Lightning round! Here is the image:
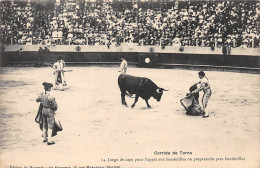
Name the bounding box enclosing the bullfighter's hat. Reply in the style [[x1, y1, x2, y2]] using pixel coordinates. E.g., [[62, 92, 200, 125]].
[[42, 82, 53, 88]]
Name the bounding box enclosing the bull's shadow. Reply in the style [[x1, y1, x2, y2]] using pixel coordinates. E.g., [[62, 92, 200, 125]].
[[118, 74, 168, 108], [138, 106, 158, 110]]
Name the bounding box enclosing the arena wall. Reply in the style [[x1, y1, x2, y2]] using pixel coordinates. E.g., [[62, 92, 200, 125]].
[[2, 45, 260, 56], [1, 45, 260, 73]]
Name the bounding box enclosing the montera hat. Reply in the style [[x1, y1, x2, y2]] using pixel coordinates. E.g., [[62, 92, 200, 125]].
[[42, 82, 53, 88]]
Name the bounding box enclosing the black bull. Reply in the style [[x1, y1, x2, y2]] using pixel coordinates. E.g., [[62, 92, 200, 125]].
[[118, 74, 168, 108]]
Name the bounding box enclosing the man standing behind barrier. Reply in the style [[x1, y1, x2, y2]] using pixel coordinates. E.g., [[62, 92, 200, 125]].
[[119, 57, 127, 74], [53, 57, 66, 90]]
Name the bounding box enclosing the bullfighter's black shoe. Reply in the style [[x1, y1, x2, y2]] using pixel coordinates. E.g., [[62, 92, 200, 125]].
[[202, 115, 209, 118], [47, 141, 55, 145]]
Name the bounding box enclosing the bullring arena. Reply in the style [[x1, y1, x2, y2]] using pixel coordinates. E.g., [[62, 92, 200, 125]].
[[0, 0, 260, 168]]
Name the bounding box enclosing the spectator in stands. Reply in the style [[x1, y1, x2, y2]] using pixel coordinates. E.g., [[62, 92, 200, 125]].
[[44, 47, 50, 53], [38, 47, 44, 53]]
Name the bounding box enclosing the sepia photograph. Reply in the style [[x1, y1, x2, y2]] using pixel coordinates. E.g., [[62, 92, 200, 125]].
[[0, 0, 259, 168]]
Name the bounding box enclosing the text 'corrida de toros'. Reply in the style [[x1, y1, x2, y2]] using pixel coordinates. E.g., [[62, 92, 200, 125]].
[[154, 151, 192, 155]]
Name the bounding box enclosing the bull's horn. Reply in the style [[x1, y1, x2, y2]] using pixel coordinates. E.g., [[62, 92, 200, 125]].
[[161, 88, 169, 91], [156, 88, 162, 93]]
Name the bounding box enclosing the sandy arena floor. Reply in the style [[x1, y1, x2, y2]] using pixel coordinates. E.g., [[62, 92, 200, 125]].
[[0, 66, 259, 168]]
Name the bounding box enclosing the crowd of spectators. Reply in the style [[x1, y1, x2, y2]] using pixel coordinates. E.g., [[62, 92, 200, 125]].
[[0, 0, 259, 48], [0, 1, 34, 45]]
